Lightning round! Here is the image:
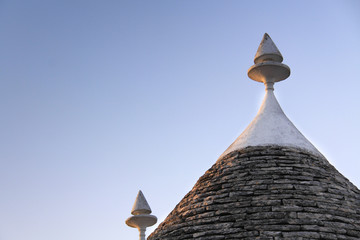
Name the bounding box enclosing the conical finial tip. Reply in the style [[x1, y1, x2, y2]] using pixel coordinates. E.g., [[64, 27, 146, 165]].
[[248, 33, 290, 84], [131, 190, 152, 215], [254, 33, 283, 64]]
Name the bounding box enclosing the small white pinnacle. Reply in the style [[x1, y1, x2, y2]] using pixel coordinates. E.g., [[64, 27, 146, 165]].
[[126, 190, 157, 240], [254, 33, 283, 64], [131, 190, 152, 215], [219, 33, 322, 159]]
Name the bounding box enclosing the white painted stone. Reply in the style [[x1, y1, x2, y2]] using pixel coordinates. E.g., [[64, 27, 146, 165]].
[[219, 33, 323, 159], [126, 190, 157, 240], [131, 190, 152, 215], [249, 33, 290, 84], [219, 89, 323, 159], [254, 33, 283, 63], [126, 215, 157, 240]]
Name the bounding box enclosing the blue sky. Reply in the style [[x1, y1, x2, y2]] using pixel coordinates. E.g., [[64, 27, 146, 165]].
[[0, 1, 359, 239]]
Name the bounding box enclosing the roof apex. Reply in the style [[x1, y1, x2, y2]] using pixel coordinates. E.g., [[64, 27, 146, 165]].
[[219, 90, 323, 159]]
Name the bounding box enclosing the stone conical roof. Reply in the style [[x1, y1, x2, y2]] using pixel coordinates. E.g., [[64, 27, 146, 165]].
[[148, 34, 360, 240]]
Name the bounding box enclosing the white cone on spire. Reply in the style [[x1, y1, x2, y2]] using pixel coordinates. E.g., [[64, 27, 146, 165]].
[[219, 33, 322, 159], [131, 190, 152, 215], [254, 33, 283, 63], [248, 34, 290, 88], [126, 190, 157, 240]]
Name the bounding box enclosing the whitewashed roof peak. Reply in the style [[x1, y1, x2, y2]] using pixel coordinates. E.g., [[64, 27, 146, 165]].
[[219, 33, 322, 159]]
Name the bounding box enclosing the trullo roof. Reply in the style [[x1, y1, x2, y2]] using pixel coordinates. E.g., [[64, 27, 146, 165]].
[[148, 34, 360, 240]]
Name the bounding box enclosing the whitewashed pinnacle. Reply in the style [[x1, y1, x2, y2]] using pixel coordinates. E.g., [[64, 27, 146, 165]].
[[219, 33, 322, 159], [126, 190, 157, 240]]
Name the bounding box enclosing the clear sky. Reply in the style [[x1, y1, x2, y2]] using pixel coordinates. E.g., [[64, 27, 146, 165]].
[[0, 1, 359, 240]]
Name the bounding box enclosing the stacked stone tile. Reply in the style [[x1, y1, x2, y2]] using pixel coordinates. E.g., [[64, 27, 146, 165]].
[[147, 34, 360, 239], [148, 146, 360, 239]]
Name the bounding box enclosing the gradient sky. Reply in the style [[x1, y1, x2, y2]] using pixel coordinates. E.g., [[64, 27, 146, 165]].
[[0, 1, 359, 240]]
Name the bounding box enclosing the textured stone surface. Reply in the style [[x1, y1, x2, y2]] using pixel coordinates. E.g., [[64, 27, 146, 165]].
[[148, 146, 360, 239]]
